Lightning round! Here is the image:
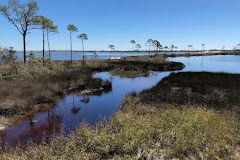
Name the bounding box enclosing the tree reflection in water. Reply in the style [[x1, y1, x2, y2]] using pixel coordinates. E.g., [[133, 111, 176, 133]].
[[71, 94, 81, 115], [80, 96, 90, 104]]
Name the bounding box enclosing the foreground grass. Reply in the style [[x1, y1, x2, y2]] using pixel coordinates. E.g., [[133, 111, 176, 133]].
[[1, 96, 239, 159]]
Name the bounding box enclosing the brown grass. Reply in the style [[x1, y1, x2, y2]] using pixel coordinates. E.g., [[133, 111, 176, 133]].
[[139, 72, 240, 115], [0, 96, 239, 159]]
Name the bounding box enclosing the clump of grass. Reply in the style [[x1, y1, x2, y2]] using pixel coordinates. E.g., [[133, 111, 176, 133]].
[[109, 68, 149, 78], [1, 96, 239, 159]]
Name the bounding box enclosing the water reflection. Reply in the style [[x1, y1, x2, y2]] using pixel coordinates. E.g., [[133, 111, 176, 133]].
[[80, 96, 90, 104], [2, 55, 238, 148], [0, 107, 63, 147], [71, 94, 82, 115], [0, 71, 170, 147]]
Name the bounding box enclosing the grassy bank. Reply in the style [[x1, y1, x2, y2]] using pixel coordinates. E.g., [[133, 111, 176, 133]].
[[0, 96, 239, 159], [0, 54, 184, 130], [0, 54, 184, 115], [0, 68, 111, 116], [88, 54, 184, 78], [139, 72, 240, 115], [0, 58, 239, 159]]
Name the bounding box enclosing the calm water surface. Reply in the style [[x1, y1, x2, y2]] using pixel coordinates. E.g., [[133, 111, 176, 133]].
[[0, 55, 239, 147], [0, 71, 171, 147], [17, 51, 194, 60], [168, 55, 240, 73]]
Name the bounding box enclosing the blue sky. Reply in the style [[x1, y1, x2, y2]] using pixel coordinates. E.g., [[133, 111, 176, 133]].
[[0, 0, 240, 51]]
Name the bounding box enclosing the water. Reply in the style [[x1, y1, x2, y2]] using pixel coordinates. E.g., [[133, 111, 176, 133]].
[[0, 71, 171, 147], [17, 51, 196, 60], [1, 55, 239, 147], [168, 55, 240, 74]]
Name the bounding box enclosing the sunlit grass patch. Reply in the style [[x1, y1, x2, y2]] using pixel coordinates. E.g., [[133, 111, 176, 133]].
[[1, 96, 239, 159]]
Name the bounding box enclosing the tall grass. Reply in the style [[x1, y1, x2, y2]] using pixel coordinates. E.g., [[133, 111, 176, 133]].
[[1, 96, 239, 159]]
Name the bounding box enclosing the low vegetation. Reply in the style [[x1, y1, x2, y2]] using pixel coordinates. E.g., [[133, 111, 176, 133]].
[[0, 48, 239, 159], [109, 68, 149, 78], [0, 48, 184, 130], [88, 54, 184, 78], [0, 68, 111, 116], [139, 72, 240, 115], [0, 96, 239, 159]]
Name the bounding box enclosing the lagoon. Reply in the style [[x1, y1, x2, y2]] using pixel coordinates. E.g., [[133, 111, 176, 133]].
[[1, 55, 239, 147]]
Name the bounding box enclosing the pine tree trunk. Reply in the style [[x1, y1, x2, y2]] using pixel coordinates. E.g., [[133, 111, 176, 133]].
[[70, 31, 72, 63], [43, 29, 45, 64], [23, 34, 26, 63], [82, 40, 85, 65], [47, 31, 51, 60]]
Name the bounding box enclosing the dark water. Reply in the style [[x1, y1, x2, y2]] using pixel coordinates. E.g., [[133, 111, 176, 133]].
[[0, 55, 239, 147], [0, 71, 171, 147], [17, 51, 195, 61]]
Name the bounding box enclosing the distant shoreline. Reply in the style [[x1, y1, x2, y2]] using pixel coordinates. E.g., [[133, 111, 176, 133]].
[[16, 50, 237, 53]]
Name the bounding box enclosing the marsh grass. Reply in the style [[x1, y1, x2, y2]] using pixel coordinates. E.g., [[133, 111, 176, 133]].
[[0, 54, 183, 120], [83, 54, 184, 78], [2, 55, 238, 159], [0, 67, 111, 116], [139, 72, 240, 115], [0, 96, 239, 159], [109, 68, 150, 78]]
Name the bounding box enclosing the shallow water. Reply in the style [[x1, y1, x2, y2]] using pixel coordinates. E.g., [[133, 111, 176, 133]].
[[0, 55, 239, 147]]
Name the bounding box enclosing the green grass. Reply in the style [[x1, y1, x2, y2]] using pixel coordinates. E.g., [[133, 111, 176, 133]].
[[1, 96, 239, 159]]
